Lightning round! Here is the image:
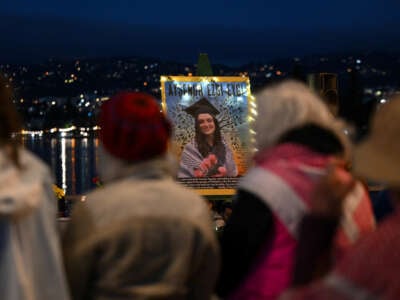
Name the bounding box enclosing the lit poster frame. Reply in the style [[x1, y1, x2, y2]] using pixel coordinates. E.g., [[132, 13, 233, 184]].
[[161, 76, 255, 196]]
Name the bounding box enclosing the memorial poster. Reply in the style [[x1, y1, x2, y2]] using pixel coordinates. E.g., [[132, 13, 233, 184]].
[[161, 76, 254, 195]]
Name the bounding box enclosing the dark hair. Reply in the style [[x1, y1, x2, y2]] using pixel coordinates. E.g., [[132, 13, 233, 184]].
[[0, 74, 22, 168], [278, 123, 344, 156], [195, 113, 226, 164]]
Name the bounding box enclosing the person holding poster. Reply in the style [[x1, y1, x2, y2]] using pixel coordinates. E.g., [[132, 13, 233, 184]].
[[178, 97, 238, 178]]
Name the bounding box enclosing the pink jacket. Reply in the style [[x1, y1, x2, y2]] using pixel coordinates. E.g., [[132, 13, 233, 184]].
[[229, 143, 375, 300], [282, 207, 400, 300]]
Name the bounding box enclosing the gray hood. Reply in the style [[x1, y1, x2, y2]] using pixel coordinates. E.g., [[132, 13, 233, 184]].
[[97, 143, 177, 184], [0, 148, 51, 219]]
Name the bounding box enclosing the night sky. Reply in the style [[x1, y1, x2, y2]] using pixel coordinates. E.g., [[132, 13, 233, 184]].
[[1, 0, 400, 65]]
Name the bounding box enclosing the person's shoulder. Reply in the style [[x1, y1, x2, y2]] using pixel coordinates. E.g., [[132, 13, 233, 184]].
[[181, 139, 199, 156], [183, 139, 196, 149], [158, 178, 203, 199], [153, 179, 210, 215], [20, 148, 48, 169], [18, 148, 53, 180]]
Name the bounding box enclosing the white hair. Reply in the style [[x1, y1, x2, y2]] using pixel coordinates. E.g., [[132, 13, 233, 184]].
[[254, 80, 350, 158]]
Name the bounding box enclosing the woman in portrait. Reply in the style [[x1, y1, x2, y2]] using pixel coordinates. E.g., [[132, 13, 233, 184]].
[[178, 97, 238, 178]]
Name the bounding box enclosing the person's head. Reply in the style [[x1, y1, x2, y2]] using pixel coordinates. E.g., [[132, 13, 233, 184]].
[[278, 123, 345, 158], [185, 97, 225, 159], [254, 80, 350, 160], [222, 201, 233, 221], [196, 112, 216, 137], [195, 112, 222, 142], [185, 97, 221, 141], [98, 91, 171, 169], [353, 95, 400, 193], [205, 199, 215, 211], [0, 74, 22, 167]]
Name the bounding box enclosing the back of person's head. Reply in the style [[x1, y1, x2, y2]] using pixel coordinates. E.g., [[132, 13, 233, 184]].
[[278, 124, 345, 156], [254, 80, 350, 159], [353, 95, 400, 188], [0, 74, 22, 167], [99, 91, 171, 162]]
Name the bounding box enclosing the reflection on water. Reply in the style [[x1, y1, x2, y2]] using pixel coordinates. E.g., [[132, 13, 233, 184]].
[[22, 135, 99, 195]]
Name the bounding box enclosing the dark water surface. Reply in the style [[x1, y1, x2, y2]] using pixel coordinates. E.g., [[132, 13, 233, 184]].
[[22, 135, 99, 196]]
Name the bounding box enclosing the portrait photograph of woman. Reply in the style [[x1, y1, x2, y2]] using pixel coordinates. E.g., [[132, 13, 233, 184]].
[[161, 76, 252, 194], [178, 97, 238, 178]]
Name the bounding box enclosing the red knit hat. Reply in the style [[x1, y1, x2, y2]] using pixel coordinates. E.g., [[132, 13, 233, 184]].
[[99, 92, 171, 162]]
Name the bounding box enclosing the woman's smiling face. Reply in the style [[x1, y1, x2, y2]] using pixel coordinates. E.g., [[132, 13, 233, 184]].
[[197, 113, 215, 136]]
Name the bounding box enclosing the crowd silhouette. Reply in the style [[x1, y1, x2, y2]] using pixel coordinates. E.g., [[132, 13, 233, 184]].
[[1, 74, 400, 300]]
